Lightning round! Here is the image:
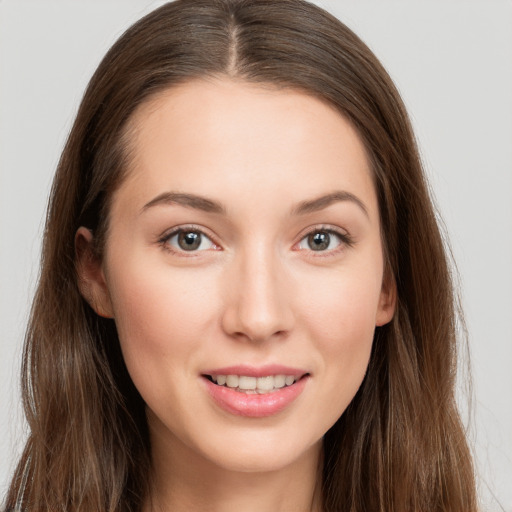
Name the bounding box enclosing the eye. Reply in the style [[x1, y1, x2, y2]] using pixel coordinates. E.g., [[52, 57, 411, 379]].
[[163, 229, 217, 252], [297, 229, 350, 252]]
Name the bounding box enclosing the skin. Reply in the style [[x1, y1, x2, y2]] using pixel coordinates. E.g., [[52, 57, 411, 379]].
[[77, 78, 396, 512]]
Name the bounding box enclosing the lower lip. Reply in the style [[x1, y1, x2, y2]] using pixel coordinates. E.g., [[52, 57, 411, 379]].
[[202, 376, 309, 418]]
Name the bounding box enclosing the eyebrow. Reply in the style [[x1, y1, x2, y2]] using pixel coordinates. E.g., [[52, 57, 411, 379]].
[[291, 191, 369, 218], [141, 192, 226, 214], [141, 190, 368, 218]]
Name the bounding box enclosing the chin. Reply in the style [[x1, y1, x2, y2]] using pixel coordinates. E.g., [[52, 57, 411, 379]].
[[196, 429, 323, 474]]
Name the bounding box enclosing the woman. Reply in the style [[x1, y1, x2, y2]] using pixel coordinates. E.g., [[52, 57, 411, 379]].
[[3, 0, 477, 510]]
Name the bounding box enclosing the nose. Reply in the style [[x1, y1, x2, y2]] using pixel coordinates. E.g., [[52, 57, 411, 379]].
[[221, 246, 295, 343]]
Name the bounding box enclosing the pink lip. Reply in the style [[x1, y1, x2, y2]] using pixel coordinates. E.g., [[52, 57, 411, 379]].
[[200, 365, 310, 418]]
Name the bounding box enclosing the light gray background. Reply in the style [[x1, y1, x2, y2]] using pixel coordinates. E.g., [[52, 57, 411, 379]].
[[1, 1, 511, 510]]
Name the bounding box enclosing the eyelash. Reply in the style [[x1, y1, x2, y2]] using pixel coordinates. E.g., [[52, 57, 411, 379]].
[[157, 224, 354, 256], [158, 224, 219, 255], [295, 225, 354, 255]]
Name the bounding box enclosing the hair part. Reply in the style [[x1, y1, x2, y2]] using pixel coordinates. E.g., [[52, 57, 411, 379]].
[[4, 1, 476, 511]]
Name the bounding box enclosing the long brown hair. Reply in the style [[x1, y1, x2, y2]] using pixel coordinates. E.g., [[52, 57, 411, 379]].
[[4, 1, 476, 510]]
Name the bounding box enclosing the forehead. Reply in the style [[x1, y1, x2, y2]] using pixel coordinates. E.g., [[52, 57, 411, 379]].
[[114, 78, 377, 220]]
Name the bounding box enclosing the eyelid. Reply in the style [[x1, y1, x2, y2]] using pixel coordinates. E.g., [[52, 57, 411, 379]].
[[158, 224, 221, 254], [156, 223, 354, 256], [293, 224, 354, 253]]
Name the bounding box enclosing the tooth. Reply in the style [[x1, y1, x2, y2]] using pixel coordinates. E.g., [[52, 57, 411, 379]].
[[226, 375, 239, 388], [274, 375, 286, 388], [238, 376, 257, 390], [256, 376, 274, 391], [213, 373, 298, 391]]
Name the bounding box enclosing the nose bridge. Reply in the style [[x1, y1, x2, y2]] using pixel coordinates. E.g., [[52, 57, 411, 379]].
[[222, 241, 293, 342]]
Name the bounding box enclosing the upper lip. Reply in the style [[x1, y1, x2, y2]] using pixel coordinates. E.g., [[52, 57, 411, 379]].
[[201, 364, 310, 379]]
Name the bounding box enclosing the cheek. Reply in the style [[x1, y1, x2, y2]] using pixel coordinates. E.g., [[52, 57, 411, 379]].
[[296, 264, 382, 422], [106, 258, 218, 389], [300, 265, 382, 350]]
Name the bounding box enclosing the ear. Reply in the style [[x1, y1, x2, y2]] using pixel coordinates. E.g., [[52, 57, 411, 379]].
[[75, 227, 114, 318], [375, 268, 397, 327]]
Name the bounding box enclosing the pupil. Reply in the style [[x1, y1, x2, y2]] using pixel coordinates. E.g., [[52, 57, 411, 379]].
[[178, 231, 201, 251], [308, 232, 330, 251]]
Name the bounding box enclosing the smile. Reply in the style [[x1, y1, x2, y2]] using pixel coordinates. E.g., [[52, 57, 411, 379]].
[[206, 374, 300, 394], [201, 366, 310, 417]]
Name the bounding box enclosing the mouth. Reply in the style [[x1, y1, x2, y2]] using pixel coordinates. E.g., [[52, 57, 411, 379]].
[[201, 368, 310, 417], [203, 373, 309, 394], [200, 364, 311, 417]]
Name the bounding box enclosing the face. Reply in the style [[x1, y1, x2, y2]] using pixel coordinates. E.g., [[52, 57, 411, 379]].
[[78, 78, 395, 474]]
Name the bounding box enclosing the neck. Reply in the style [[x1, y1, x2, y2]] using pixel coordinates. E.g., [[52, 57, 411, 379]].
[[145, 424, 323, 512]]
